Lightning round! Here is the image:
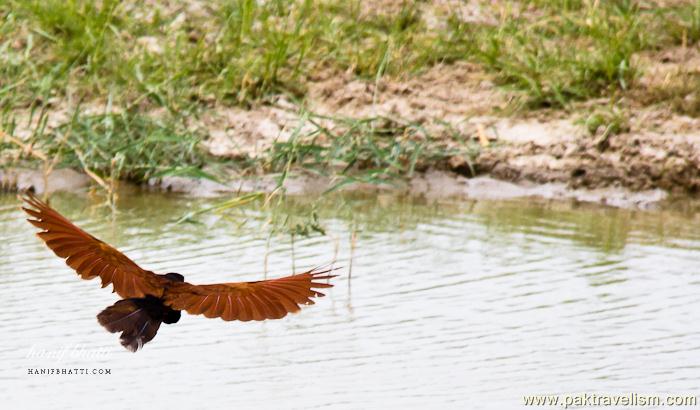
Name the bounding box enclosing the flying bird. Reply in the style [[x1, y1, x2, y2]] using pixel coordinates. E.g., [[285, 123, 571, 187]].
[[21, 192, 336, 352]]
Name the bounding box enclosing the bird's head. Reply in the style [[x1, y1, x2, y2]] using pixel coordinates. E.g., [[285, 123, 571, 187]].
[[162, 272, 185, 282]]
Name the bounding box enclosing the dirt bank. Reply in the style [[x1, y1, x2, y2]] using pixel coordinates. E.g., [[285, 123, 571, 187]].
[[465, 112, 700, 194], [198, 54, 700, 196], [4, 56, 697, 209]]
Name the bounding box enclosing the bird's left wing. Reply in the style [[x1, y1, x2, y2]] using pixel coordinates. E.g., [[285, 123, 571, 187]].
[[21, 192, 167, 299], [163, 267, 336, 321]]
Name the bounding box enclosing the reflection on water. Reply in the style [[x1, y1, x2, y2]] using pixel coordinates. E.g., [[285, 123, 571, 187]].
[[1, 191, 699, 409]]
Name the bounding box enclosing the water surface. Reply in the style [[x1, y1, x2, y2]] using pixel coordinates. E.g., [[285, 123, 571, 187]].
[[1, 191, 699, 409]]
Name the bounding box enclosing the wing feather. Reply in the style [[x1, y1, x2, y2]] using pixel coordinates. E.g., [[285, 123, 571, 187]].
[[21, 192, 166, 298], [222, 295, 236, 321], [163, 267, 337, 322]]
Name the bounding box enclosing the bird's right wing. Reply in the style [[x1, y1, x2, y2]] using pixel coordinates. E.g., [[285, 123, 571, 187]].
[[163, 267, 336, 321], [21, 192, 167, 299]]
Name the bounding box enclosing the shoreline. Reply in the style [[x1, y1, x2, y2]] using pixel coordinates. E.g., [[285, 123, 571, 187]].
[[0, 166, 672, 210]]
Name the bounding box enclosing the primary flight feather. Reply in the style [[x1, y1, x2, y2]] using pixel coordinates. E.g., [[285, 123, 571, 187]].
[[21, 192, 336, 352]]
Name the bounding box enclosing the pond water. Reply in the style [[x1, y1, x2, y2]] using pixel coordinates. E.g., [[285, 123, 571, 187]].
[[1, 190, 699, 409]]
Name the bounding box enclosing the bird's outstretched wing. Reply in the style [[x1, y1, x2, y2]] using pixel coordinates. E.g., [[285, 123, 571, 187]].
[[21, 192, 167, 299], [163, 267, 337, 321]]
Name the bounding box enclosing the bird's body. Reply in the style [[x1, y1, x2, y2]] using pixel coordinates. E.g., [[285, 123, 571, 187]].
[[21, 193, 336, 352], [97, 273, 185, 351], [98, 295, 180, 351]]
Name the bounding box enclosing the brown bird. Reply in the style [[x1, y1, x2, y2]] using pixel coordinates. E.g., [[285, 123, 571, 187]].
[[21, 192, 336, 352]]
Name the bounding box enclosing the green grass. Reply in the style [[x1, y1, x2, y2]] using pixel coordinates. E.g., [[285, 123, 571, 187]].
[[264, 112, 481, 191], [580, 105, 630, 137], [0, 0, 446, 111], [57, 111, 209, 182], [445, 1, 700, 109], [6, 107, 210, 183], [3, 0, 700, 112]]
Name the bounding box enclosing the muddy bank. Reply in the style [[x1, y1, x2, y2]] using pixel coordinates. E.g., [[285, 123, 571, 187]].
[[0, 168, 90, 194], [462, 113, 700, 194], [197, 100, 700, 199], [197, 48, 700, 195], [457, 45, 700, 192]]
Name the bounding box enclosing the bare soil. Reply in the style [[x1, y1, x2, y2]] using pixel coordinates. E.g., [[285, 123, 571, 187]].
[[200, 43, 700, 195]]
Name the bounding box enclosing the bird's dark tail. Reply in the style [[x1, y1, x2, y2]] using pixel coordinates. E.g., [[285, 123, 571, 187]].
[[97, 298, 164, 352]]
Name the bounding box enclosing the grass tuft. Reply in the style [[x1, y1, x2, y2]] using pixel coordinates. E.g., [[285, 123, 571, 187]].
[[265, 112, 479, 191], [39, 110, 209, 182]]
